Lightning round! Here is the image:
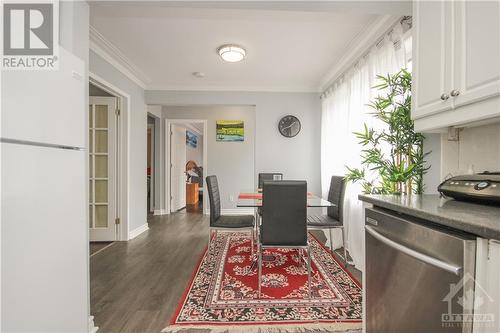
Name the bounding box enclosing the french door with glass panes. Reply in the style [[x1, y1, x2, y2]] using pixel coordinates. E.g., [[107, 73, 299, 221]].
[[89, 96, 117, 241]]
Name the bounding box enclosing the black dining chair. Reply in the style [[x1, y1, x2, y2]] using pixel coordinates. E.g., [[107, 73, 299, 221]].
[[258, 173, 283, 189], [307, 175, 348, 266], [257, 173, 283, 220], [206, 175, 255, 254], [258, 180, 311, 298]]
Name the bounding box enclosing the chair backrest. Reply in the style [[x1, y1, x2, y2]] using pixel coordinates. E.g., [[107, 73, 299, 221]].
[[258, 173, 283, 189], [261, 180, 307, 247], [327, 176, 346, 223], [205, 175, 221, 225]]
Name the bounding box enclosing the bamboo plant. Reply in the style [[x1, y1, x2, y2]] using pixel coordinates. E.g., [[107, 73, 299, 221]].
[[345, 69, 430, 195]]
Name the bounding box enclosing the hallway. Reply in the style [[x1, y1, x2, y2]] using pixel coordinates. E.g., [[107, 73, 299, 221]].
[[90, 211, 207, 332]]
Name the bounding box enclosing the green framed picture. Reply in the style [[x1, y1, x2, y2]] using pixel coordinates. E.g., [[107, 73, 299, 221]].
[[216, 120, 244, 142]]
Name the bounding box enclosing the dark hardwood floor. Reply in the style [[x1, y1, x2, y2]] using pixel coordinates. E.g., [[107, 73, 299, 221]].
[[90, 242, 115, 256], [90, 210, 361, 333]]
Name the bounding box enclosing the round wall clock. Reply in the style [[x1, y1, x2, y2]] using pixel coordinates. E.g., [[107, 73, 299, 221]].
[[278, 115, 301, 138]]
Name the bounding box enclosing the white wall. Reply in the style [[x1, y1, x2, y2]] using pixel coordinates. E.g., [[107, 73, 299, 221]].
[[147, 91, 322, 196], [186, 130, 203, 167], [164, 105, 256, 210], [441, 123, 500, 178], [90, 50, 147, 233], [423, 134, 442, 194]]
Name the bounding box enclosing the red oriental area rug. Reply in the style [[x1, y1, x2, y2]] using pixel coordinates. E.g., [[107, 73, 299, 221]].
[[163, 232, 362, 333]]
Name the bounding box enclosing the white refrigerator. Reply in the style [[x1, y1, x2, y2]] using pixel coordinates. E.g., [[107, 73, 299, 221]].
[[1, 47, 89, 332]]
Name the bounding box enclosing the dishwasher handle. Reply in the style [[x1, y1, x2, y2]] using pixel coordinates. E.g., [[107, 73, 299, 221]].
[[365, 225, 463, 276]]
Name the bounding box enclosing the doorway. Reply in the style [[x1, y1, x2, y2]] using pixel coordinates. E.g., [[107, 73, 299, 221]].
[[88, 75, 130, 333], [89, 74, 130, 242], [147, 115, 156, 215], [167, 120, 207, 215], [89, 84, 119, 241]]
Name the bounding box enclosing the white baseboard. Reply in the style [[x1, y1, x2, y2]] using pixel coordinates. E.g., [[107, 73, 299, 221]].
[[128, 223, 149, 240], [89, 316, 98, 333], [153, 209, 167, 215], [221, 208, 255, 215]]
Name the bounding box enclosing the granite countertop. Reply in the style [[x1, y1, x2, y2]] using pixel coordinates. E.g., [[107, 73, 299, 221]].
[[358, 194, 500, 240]]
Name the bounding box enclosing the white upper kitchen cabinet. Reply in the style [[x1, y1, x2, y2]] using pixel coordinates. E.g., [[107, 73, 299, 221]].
[[412, 0, 500, 132], [412, 0, 454, 119], [453, 1, 500, 109]]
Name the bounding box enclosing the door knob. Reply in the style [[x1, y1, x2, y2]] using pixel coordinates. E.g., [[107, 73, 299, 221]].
[[440, 93, 450, 101], [450, 89, 460, 97]]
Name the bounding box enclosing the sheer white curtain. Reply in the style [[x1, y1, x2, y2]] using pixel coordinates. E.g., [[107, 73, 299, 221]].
[[321, 23, 411, 270]]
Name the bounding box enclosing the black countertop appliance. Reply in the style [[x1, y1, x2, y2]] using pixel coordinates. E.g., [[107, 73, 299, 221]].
[[438, 172, 500, 205]]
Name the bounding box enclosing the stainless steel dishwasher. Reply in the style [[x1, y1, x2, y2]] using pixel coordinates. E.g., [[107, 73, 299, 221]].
[[365, 207, 476, 333]]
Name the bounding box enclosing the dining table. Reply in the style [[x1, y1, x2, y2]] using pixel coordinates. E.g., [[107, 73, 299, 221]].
[[236, 190, 335, 208]]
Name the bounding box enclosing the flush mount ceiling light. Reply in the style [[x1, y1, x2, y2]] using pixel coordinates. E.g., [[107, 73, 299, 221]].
[[218, 44, 246, 62]]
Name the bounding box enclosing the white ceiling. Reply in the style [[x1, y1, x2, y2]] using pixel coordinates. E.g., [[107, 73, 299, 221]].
[[90, 4, 396, 92]]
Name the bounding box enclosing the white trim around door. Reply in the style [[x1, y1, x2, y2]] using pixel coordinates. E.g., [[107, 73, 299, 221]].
[[89, 72, 130, 241], [165, 119, 208, 215]]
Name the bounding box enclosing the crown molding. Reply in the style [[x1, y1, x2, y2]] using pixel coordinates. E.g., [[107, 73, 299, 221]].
[[90, 17, 396, 95], [89, 25, 149, 89], [146, 84, 320, 93], [318, 15, 400, 92]]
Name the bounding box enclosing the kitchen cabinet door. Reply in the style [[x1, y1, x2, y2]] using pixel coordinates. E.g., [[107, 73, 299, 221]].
[[473, 239, 500, 333], [452, 1, 500, 109], [412, 0, 454, 119]]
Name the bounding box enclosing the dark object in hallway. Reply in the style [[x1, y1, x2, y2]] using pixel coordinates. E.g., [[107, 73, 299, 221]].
[[186, 201, 203, 213]]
